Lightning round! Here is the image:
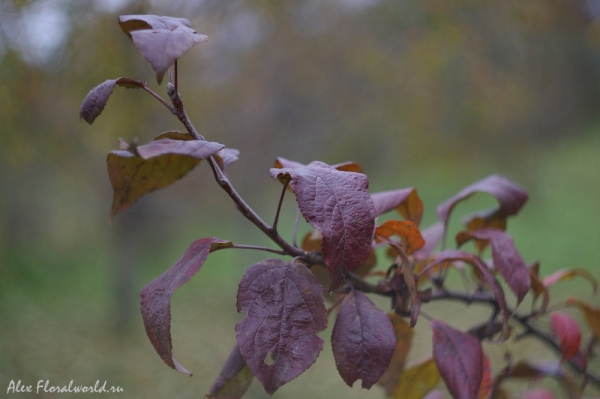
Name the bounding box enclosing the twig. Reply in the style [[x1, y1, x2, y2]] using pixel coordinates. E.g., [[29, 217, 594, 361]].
[[272, 180, 289, 233], [226, 244, 288, 256]]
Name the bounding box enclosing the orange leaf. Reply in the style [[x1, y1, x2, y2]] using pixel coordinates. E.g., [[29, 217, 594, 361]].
[[376, 220, 425, 255], [477, 354, 492, 399]]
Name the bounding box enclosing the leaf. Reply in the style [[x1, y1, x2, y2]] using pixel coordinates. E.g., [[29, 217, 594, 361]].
[[543, 268, 598, 293], [423, 391, 446, 399], [274, 157, 364, 173], [107, 140, 223, 220], [118, 15, 208, 84], [214, 148, 240, 170], [529, 262, 549, 315], [375, 220, 425, 255], [550, 312, 581, 360], [235, 259, 327, 394], [457, 228, 530, 304], [378, 314, 414, 396], [371, 188, 424, 226], [522, 389, 556, 399], [436, 175, 528, 240], [136, 138, 224, 160], [427, 250, 510, 340], [140, 237, 232, 375], [331, 290, 396, 389], [79, 77, 145, 124], [207, 344, 253, 399], [270, 162, 377, 290], [391, 357, 441, 399], [153, 131, 192, 141], [431, 320, 484, 399], [477, 354, 492, 399], [461, 208, 507, 253], [566, 298, 600, 339], [414, 222, 444, 261]]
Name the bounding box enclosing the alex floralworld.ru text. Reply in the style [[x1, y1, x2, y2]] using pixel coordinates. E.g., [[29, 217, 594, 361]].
[[7, 379, 124, 394]]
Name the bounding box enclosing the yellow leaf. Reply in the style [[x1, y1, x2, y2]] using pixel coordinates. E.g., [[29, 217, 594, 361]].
[[392, 357, 440, 399]]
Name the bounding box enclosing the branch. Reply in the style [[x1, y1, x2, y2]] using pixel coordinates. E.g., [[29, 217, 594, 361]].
[[166, 85, 303, 258], [428, 289, 600, 388]]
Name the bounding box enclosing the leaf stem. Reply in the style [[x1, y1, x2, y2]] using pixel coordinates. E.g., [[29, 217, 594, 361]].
[[272, 180, 289, 233], [226, 244, 288, 256], [141, 84, 176, 113], [292, 206, 301, 247]]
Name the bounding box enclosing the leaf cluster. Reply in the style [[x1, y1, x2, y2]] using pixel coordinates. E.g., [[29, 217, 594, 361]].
[[80, 15, 600, 399]]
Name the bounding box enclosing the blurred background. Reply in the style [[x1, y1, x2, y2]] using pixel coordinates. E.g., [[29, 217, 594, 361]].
[[1, 0, 600, 397]]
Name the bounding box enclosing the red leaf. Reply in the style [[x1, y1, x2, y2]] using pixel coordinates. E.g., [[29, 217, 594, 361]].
[[140, 237, 232, 375], [331, 290, 395, 389], [458, 228, 530, 304], [270, 162, 377, 290], [235, 259, 327, 394], [118, 15, 208, 84], [431, 320, 483, 399], [477, 354, 492, 399], [207, 344, 253, 399], [371, 187, 423, 226], [427, 250, 510, 340], [79, 77, 145, 124], [550, 312, 581, 360], [436, 175, 528, 239]]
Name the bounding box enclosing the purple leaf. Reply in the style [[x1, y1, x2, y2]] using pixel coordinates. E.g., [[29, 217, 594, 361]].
[[436, 175, 528, 239], [428, 250, 510, 340], [135, 138, 224, 160], [370, 187, 423, 226], [79, 77, 145, 124], [431, 320, 483, 399], [331, 290, 395, 389], [235, 259, 327, 394], [414, 222, 444, 260], [118, 15, 208, 84], [207, 344, 253, 399], [140, 237, 232, 375], [459, 228, 531, 304], [270, 161, 377, 290]]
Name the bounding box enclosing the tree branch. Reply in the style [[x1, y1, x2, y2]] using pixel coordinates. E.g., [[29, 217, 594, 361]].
[[166, 85, 303, 258]]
